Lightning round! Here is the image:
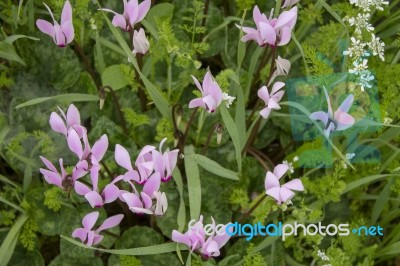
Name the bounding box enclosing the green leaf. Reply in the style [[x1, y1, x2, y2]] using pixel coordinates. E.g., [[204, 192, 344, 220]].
[[193, 154, 239, 181], [244, 47, 263, 103], [15, 93, 99, 109], [218, 254, 240, 266], [4, 34, 39, 44], [203, 16, 241, 42], [9, 250, 44, 266], [371, 179, 392, 224], [0, 195, 25, 213], [342, 174, 398, 194], [23, 165, 32, 193], [0, 214, 28, 266], [60, 236, 187, 255], [220, 105, 242, 171], [101, 64, 130, 91], [184, 146, 201, 219], [173, 168, 186, 231], [230, 73, 246, 151], [0, 42, 26, 65], [145, 3, 175, 29]]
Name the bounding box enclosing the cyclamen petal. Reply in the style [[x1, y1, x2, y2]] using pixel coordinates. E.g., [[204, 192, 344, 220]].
[[49, 112, 67, 135], [91, 135, 108, 161], [85, 191, 104, 208], [82, 211, 99, 230], [96, 214, 124, 232], [115, 144, 134, 170]]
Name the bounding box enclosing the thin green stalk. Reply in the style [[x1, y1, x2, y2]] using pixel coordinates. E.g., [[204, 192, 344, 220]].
[[195, 109, 206, 145], [274, 0, 282, 17], [167, 57, 172, 101]]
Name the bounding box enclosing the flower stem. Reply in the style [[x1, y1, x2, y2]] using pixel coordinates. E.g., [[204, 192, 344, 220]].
[[238, 194, 268, 223], [102, 86, 129, 135], [180, 107, 199, 150], [72, 40, 101, 91], [201, 122, 222, 155], [242, 116, 262, 155]]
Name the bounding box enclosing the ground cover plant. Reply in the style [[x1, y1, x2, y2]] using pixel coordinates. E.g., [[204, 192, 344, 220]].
[[1, 0, 400, 265]]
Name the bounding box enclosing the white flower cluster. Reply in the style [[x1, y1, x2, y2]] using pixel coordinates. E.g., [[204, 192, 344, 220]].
[[283, 156, 299, 174], [317, 249, 332, 266], [343, 0, 388, 91], [222, 92, 236, 108]]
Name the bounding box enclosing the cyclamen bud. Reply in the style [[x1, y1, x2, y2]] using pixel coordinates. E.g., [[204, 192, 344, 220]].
[[216, 124, 223, 145], [132, 28, 149, 55], [99, 88, 106, 110]]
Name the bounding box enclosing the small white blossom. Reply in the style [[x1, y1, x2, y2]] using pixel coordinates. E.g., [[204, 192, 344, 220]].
[[358, 71, 375, 91], [371, 0, 389, 10], [346, 153, 356, 160], [349, 58, 369, 73], [349, 0, 372, 12], [222, 93, 236, 108], [317, 250, 330, 261], [348, 13, 374, 35], [368, 33, 385, 61], [383, 112, 393, 124], [283, 160, 294, 173], [343, 37, 366, 58]]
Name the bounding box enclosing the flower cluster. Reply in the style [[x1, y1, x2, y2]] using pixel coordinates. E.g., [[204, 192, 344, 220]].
[[343, 0, 388, 91], [113, 138, 178, 215], [172, 216, 232, 258], [37, 0, 151, 55], [39, 104, 177, 246]]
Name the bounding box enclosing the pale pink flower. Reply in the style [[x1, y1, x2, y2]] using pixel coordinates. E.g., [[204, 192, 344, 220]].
[[36, 0, 74, 47], [189, 71, 223, 113], [72, 211, 123, 246]]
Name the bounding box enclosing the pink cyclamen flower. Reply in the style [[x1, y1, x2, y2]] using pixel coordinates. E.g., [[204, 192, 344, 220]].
[[265, 164, 304, 204], [49, 104, 86, 138], [121, 173, 168, 215], [310, 87, 355, 137], [36, 0, 74, 47], [132, 28, 149, 54], [115, 144, 155, 184], [72, 211, 123, 246], [238, 5, 297, 47], [152, 138, 179, 182], [282, 0, 300, 8], [74, 178, 120, 208], [258, 81, 285, 119], [100, 0, 151, 32], [189, 71, 223, 113], [39, 156, 88, 191], [172, 216, 232, 258]]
